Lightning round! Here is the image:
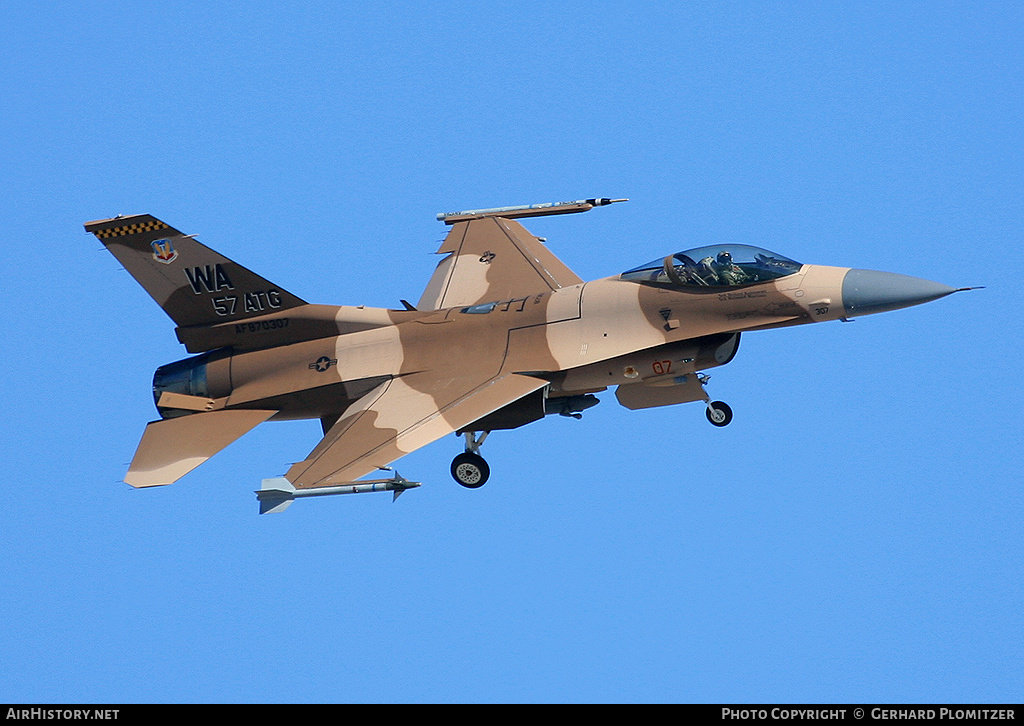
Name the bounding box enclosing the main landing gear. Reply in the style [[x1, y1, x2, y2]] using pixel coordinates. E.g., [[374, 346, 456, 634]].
[[451, 431, 490, 488]]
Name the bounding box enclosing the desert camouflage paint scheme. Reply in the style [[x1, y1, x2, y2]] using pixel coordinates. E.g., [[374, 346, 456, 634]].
[[87, 199, 968, 512]]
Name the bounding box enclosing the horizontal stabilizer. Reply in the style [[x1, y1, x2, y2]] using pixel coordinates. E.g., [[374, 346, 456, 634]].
[[125, 409, 276, 488]]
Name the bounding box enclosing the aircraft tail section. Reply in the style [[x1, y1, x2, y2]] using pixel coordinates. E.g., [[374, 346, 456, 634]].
[[124, 409, 276, 488], [86, 214, 307, 328]]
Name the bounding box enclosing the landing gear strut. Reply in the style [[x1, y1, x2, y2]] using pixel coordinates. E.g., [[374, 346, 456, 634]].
[[697, 374, 733, 427], [451, 431, 490, 488]]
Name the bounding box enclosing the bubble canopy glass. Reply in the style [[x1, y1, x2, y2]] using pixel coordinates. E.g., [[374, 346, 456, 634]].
[[620, 244, 803, 289]]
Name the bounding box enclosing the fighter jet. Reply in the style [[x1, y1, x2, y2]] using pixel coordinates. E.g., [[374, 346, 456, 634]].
[[87, 199, 974, 513]]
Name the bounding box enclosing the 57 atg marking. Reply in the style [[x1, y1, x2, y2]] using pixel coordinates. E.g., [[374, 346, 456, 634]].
[[212, 290, 285, 316]]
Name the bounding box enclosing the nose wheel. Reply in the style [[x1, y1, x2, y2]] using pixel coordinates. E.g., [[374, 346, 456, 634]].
[[705, 400, 733, 427], [452, 431, 491, 488], [694, 373, 733, 427]]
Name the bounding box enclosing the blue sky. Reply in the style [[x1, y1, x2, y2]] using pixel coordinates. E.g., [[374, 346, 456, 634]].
[[1, 1, 1021, 703]]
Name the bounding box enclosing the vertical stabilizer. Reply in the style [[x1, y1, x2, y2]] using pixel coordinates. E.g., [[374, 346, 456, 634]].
[[86, 214, 306, 327]]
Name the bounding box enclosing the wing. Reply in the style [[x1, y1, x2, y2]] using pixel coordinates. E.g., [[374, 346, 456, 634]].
[[285, 371, 548, 488], [416, 216, 584, 311]]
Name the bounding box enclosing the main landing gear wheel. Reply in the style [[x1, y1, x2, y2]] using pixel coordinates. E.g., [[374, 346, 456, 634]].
[[451, 452, 490, 488], [706, 400, 733, 427]]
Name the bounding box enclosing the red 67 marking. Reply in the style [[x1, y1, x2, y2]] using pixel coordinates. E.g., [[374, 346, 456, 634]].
[[652, 360, 672, 375]]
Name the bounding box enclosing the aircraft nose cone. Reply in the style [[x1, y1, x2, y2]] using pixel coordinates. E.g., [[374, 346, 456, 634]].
[[842, 269, 957, 317]]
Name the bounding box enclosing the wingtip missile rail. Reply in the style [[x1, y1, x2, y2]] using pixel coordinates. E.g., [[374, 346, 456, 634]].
[[436, 197, 628, 224], [256, 474, 422, 514]]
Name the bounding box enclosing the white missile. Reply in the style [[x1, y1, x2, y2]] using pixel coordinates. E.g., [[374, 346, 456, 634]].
[[437, 197, 627, 224], [256, 474, 421, 514]]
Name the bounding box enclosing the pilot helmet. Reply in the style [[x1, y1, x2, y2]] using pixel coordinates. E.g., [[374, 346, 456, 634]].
[[716, 250, 733, 265]]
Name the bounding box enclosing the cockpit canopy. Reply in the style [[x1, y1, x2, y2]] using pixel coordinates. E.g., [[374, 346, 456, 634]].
[[620, 244, 803, 289]]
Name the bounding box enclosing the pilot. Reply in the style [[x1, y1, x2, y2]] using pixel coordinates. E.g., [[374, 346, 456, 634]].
[[712, 250, 747, 285]]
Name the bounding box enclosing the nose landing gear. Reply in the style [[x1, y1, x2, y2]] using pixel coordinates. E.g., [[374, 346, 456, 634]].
[[451, 431, 490, 488], [695, 374, 733, 427], [705, 400, 733, 427]]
